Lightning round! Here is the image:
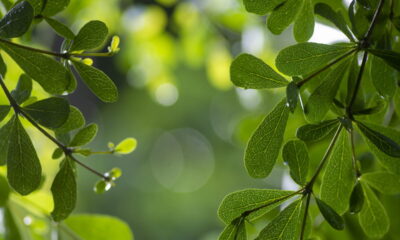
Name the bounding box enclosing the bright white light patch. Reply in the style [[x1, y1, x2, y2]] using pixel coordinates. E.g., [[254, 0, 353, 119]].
[[155, 83, 179, 106], [310, 23, 349, 44]]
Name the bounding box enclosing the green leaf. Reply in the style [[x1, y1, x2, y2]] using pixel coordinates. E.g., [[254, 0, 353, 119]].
[[4, 206, 21, 240], [70, 20, 108, 52], [256, 199, 303, 240], [44, 17, 75, 39], [0, 53, 7, 77], [219, 222, 238, 240], [73, 60, 118, 103], [115, 138, 137, 154], [359, 182, 390, 238], [7, 115, 42, 195], [41, 0, 70, 16], [0, 175, 10, 206], [267, 0, 302, 35], [218, 189, 294, 224], [69, 123, 98, 147], [0, 117, 13, 165], [320, 129, 355, 214], [275, 43, 354, 76], [230, 54, 288, 89], [286, 81, 298, 113], [243, 0, 285, 15], [293, 0, 314, 42], [94, 180, 110, 194], [368, 49, 400, 72], [54, 106, 85, 134], [245, 98, 289, 178], [369, 55, 397, 98], [282, 140, 309, 185], [296, 119, 340, 142], [0, 1, 33, 38], [361, 171, 400, 195], [314, 3, 355, 41], [64, 214, 134, 240], [0, 42, 71, 95], [315, 197, 344, 230], [357, 122, 400, 158], [23, 97, 70, 129], [305, 59, 350, 122], [52, 148, 63, 159], [349, 182, 364, 214], [10, 74, 32, 104], [51, 158, 76, 221], [25, 0, 42, 15], [0, 105, 10, 122]]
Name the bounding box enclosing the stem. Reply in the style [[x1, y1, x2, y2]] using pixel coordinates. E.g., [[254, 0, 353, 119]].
[[0, 75, 110, 181], [347, 51, 369, 115], [307, 125, 343, 187], [70, 52, 115, 58], [297, 49, 357, 88], [0, 38, 67, 58], [363, 0, 386, 42], [350, 129, 361, 178], [300, 193, 312, 240]]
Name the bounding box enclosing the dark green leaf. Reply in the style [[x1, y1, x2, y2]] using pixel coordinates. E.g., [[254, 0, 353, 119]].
[[0, 42, 71, 95], [0, 175, 10, 206], [359, 182, 390, 238], [230, 54, 288, 89], [393, 16, 400, 32], [296, 119, 340, 142], [69, 123, 98, 147], [286, 81, 298, 113], [315, 197, 344, 230], [4, 206, 21, 240], [357, 122, 400, 158], [64, 214, 134, 240], [1, 0, 13, 10], [368, 49, 400, 72], [0, 1, 33, 38], [369, 55, 397, 98], [23, 97, 70, 129], [25, 0, 42, 15], [282, 140, 309, 185], [305, 59, 350, 122], [0, 117, 13, 165], [54, 106, 85, 134], [51, 158, 76, 221], [70, 20, 108, 52], [73, 60, 118, 103], [52, 148, 63, 159], [41, 0, 70, 16], [0, 53, 7, 77], [361, 171, 400, 195], [349, 182, 364, 214], [293, 0, 314, 42], [10, 74, 32, 104], [0, 105, 10, 122], [275, 43, 354, 76], [7, 115, 42, 195], [314, 3, 355, 41], [320, 129, 355, 214], [218, 189, 294, 224], [44, 17, 75, 39], [256, 199, 303, 240], [243, 0, 285, 15], [267, 0, 302, 35], [245, 99, 289, 178]]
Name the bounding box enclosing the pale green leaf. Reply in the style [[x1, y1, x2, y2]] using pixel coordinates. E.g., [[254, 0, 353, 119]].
[[7, 115, 42, 195], [69, 123, 98, 147], [0, 1, 33, 38], [296, 119, 340, 142], [230, 54, 288, 89], [64, 214, 134, 240], [70, 21, 108, 52], [73, 60, 118, 103], [359, 183, 390, 238], [51, 158, 76, 222], [275, 42, 354, 76], [282, 140, 309, 185], [267, 0, 302, 35], [219, 222, 238, 240], [243, 0, 285, 15], [115, 138, 137, 154], [245, 98, 289, 178], [218, 188, 294, 224], [361, 171, 400, 195], [320, 129, 355, 214], [293, 0, 314, 42]]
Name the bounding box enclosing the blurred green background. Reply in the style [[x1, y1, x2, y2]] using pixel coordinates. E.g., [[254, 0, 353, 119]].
[[14, 0, 397, 239]]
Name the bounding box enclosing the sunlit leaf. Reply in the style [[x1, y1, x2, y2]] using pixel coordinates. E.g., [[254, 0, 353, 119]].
[[115, 138, 137, 154], [293, 0, 314, 42], [267, 0, 302, 35], [69, 123, 98, 147], [245, 98, 289, 178], [282, 140, 309, 185], [361, 171, 400, 195]]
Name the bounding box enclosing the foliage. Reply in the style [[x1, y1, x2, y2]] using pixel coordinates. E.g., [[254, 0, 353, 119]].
[[219, 0, 400, 239], [0, 0, 134, 239]]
